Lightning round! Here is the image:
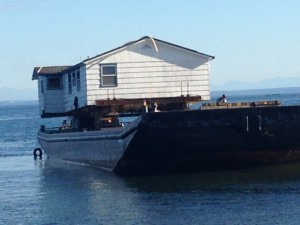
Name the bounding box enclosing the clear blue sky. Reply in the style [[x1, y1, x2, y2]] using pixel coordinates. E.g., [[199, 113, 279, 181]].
[[1, 0, 300, 90]]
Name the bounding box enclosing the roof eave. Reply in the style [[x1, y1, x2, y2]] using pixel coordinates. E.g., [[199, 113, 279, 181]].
[[151, 37, 215, 60], [32, 65, 72, 80], [83, 36, 215, 64]]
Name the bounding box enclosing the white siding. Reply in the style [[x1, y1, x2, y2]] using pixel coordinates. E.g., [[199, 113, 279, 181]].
[[37, 76, 65, 114], [43, 90, 65, 113], [63, 66, 87, 112], [38, 38, 213, 113], [37, 77, 45, 115], [85, 39, 211, 105], [43, 88, 65, 114]]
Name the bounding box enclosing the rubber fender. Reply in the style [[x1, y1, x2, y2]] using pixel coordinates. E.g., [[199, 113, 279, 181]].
[[33, 148, 43, 158]]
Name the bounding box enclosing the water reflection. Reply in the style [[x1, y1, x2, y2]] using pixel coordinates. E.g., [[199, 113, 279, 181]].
[[121, 162, 300, 193], [39, 159, 138, 224], [36, 159, 300, 224]]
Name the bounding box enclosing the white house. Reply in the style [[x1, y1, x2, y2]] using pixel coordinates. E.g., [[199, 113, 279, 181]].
[[32, 36, 214, 117]]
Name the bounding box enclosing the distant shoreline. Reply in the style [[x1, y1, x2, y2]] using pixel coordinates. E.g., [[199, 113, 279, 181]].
[[0, 100, 38, 106], [211, 86, 300, 97], [0, 87, 299, 105]]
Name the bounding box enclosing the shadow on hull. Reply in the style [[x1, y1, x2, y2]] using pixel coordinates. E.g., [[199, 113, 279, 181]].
[[115, 106, 300, 175]]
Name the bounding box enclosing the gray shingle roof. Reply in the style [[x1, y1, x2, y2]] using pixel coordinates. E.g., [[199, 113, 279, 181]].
[[32, 36, 215, 80], [83, 36, 215, 63], [32, 66, 70, 80]]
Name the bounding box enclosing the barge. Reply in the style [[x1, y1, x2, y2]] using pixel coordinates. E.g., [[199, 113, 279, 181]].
[[32, 36, 300, 175], [37, 101, 300, 175]]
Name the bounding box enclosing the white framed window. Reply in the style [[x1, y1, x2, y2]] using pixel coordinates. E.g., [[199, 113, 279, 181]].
[[72, 72, 76, 86], [76, 70, 81, 91], [41, 80, 44, 93], [47, 77, 62, 89], [99, 64, 117, 87], [68, 73, 72, 94]]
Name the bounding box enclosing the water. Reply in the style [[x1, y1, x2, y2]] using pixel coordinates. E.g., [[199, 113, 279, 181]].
[[1, 90, 300, 225]]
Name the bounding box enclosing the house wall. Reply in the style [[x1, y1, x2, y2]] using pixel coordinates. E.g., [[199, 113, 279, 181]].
[[37, 77, 45, 114], [38, 76, 65, 115], [84, 39, 211, 106], [63, 66, 87, 112], [37, 66, 88, 115]]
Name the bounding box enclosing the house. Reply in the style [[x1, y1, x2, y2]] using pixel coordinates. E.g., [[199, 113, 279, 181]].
[[32, 36, 214, 118]]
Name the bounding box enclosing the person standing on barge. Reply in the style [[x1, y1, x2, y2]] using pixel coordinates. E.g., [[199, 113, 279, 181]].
[[216, 94, 227, 104]]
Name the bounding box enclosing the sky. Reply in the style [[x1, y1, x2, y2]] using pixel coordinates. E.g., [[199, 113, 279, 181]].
[[1, 0, 300, 90]]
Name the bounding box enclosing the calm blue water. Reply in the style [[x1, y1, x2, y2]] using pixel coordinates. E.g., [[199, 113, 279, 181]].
[[1, 91, 300, 225]]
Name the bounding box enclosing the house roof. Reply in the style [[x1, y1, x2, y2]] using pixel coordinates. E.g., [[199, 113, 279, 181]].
[[32, 36, 215, 80], [32, 66, 71, 80], [83, 36, 215, 63]]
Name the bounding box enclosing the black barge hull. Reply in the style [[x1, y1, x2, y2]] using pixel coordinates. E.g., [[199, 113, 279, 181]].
[[115, 106, 300, 175]]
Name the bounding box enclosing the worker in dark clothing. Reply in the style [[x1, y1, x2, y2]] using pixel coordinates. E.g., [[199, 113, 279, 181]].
[[216, 94, 227, 104]]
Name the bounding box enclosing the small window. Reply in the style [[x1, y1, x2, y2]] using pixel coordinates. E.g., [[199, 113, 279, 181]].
[[72, 72, 76, 86], [68, 73, 72, 94], [76, 71, 81, 91], [47, 77, 62, 89], [41, 80, 44, 93], [99, 64, 117, 87]]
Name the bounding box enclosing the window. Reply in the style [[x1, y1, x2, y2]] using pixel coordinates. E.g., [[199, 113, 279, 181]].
[[68, 73, 72, 94], [99, 64, 117, 87], [47, 77, 62, 89], [41, 80, 44, 93], [72, 72, 76, 86], [76, 70, 81, 91]]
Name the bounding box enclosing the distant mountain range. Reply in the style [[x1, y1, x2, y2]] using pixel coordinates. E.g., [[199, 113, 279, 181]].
[[211, 76, 300, 91], [0, 87, 37, 102], [1, 76, 300, 102], [211, 87, 300, 99]]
